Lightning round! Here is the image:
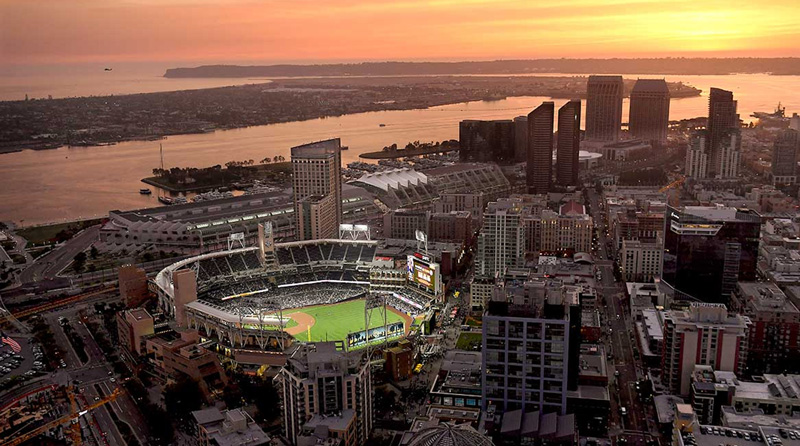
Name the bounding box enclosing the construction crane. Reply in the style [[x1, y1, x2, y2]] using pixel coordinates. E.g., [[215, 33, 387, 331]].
[[2, 387, 122, 446], [659, 176, 686, 207]]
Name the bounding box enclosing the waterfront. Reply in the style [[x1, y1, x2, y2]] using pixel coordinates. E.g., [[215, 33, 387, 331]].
[[1, 73, 799, 226]]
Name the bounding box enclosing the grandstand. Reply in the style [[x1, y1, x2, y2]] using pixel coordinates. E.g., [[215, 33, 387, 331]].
[[154, 237, 433, 365]]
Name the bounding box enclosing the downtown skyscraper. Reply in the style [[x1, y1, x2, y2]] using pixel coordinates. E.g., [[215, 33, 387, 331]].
[[707, 88, 740, 177], [585, 75, 623, 142], [291, 138, 343, 240], [556, 100, 581, 187], [526, 102, 555, 194], [629, 79, 670, 146]]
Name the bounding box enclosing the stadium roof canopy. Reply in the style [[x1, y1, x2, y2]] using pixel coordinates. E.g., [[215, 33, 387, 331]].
[[352, 168, 428, 192]]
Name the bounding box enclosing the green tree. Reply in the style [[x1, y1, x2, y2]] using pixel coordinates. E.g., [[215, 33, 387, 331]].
[[164, 377, 204, 423], [90, 246, 99, 259]]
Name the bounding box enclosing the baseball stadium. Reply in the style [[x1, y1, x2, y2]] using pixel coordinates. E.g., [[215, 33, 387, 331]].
[[154, 225, 438, 365]]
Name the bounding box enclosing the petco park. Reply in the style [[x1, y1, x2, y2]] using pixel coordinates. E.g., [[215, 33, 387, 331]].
[[155, 224, 440, 365]]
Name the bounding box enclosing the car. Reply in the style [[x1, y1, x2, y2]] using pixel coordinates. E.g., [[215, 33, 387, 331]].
[[109, 378, 116, 383], [614, 370, 620, 377], [620, 407, 628, 416]]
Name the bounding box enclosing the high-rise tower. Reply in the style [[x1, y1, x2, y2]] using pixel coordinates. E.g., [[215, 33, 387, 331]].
[[707, 88, 739, 177], [291, 138, 342, 240], [629, 79, 670, 146], [585, 75, 623, 142], [556, 100, 581, 187], [526, 102, 555, 194]]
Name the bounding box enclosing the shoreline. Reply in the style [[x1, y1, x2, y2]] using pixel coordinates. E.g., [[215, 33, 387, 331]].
[[0, 75, 700, 157]]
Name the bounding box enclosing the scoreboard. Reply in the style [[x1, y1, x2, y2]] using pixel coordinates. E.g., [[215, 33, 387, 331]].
[[406, 253, 442, 295]]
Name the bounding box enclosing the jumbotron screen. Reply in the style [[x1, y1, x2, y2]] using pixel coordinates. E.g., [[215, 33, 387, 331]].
[[407, 253, 440, 294]]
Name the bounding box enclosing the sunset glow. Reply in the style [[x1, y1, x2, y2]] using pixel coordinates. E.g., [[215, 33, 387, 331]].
[[2, 0, 799, 65]]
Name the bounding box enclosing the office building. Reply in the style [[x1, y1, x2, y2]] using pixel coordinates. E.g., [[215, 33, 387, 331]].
[[428, 211, 472, 245], [482, 289, 581, 415], [690, 365, 737, 425], [731, 282, 800, 376], [459, 119, 516, 164], [116, 308, 154, 360], [118, 264, 149, 306], [685, 131, 709, 179], [385, 340, 414, 382], [555, 100, 581, 187], [538, 203, 594, 254], [620, 236, 663, 282], [714, 128, 742, 179], [585, 75, 623, 142], [514, 115, 528, 163], [662, 205, 761, 303], [661, 303, 750, 396], [192, 408, 269, 446], [629, 79, 670, 146], [384, 210, 429, 240], [274, 342, 372, 446], [291, 139, 342, 240], [772, 129, 800, 185], [526, 103, 555, 194], [477, 199, 526, 277], [707, 88, 740, 178]]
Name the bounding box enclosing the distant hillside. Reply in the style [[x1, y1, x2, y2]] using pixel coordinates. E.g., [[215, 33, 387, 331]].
[[164, 58, 800, 78]]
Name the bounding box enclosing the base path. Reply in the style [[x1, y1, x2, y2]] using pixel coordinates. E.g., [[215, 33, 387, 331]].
[[387, 306, 414, 335], [285, 312, 315, 336]]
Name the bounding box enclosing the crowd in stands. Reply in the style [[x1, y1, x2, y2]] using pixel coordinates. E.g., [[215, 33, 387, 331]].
[[276, 243, 376, 266], [196, 250, 262, 283], [211, 282, 369, 313], [383, 288, 431, 317]]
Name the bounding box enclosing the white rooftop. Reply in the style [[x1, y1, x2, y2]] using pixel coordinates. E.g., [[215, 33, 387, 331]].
[[353, 168, 428, 192]]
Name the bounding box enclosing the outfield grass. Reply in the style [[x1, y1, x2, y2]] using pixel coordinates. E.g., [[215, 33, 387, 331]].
[[288, 299, 405, 343]]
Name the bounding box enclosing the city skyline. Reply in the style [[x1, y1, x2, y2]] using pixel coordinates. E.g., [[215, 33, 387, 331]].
[[2, 0, 800, 66]]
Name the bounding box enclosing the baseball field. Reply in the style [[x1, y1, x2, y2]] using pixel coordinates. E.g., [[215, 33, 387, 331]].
[[285, 298, 411, 343]]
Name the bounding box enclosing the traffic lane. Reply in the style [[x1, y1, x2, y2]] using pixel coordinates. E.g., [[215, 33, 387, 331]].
[[19, 225, 99, 283]]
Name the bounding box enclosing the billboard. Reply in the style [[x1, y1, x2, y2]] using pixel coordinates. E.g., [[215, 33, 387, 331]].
[[346, 321, 404, 348], [407, 253, 441, 295]]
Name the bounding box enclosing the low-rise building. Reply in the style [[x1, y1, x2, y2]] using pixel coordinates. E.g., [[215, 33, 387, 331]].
[[116, 308, 155, 360], [192, 407, 269, 446]]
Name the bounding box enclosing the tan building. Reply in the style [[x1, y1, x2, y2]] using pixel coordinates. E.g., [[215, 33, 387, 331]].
[[116, 308, 155, 359], [434, 192, 487, 227], [145, 329, 227, 391], [539, 203, 593, 254], [383, 210, 429, 240], [118, 264, 149, 306], [428, 211, 472, 245], [274, 342, 372, 446], [620, 236, 663, 282], [297, 194, 338, 241], [291, 139, 342, 240]]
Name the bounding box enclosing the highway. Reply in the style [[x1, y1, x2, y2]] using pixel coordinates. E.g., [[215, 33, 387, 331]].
[[18, 225, 100, 285]]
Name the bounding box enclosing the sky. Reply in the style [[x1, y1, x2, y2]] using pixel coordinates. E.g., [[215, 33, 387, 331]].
[[1, 0, 800, 67]]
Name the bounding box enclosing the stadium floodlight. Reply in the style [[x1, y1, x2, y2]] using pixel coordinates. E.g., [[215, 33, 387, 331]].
[[339, 223, 371, 240], [228, 232, 246, 250]]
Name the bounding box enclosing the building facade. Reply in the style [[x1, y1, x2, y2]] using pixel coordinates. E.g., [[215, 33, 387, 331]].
[[772, 128, 800, 186], [707, 88, 739, 178], [585, 75, 624, 142], [556, 100, 581, 187], [685, 131, 709, 179], [661, 303, 750, 396], [621, 236, 663, 282], [731, 282, 800, 377], [459, 119, 516, 164], [274, 342, 372, 446], [714, 129, 742, 179], [291, 139, 343, 240], [477, 199, 526, 278], [629, 79, 670, 146], [662, 205, 761, 303], [527, 102, 555, 194], [482, 294, 580, 415]]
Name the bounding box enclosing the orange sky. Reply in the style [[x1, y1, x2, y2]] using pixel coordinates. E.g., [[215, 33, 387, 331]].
[[1, 0, 799, 65]]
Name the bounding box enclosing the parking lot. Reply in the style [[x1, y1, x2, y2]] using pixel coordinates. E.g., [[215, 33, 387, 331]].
[[0, 335, 45, 383]]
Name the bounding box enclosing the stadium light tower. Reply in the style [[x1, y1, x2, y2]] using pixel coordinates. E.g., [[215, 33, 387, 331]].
[[227, 232, 246, 250], [339, 224, 371, 241], [415, 229, 428, 255], [363, 293, 388, 364]]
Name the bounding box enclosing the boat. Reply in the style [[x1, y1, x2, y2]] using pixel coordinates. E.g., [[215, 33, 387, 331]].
[[158, 196, 173, 205], [379, 124, 386, 127], [341, 145, 349, 150], [752, 103, 786, 120], [139, 188, 152, 195]]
